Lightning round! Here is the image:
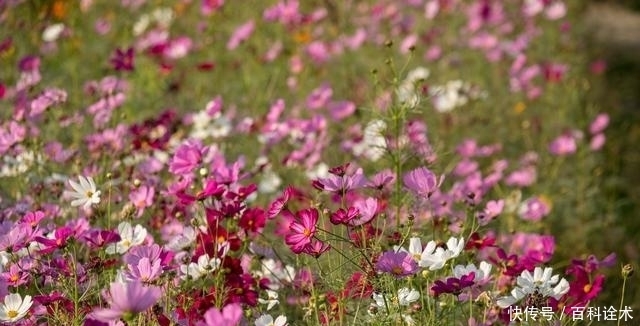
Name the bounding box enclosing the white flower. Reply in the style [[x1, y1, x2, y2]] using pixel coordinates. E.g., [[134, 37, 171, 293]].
[[372, 288, 420, 312], [64, 176, 101, 209], [0, 293, 33, 323], [394, 237, 424, 262], [419, 237, 464, 270], [106, 222, 147, 254], [0, 251, 9, 273], [352, 120, 387, 161], [397, 288, 420, 306], [257, 259, 295, 291], [306, 162, 330, 180], [179, 254, 221, 280], [453, 261, 492, 283], [259, 170, 282, 194], [166, 226, 196, 251], [255, 314, 287, 326], [43, 23, 65, 42], [258, 290, 279, 311], [496, 266, 570, 308]]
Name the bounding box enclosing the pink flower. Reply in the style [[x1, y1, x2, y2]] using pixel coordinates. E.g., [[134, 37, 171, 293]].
[[548, 134, 576, 156], [376, 251, 418, 278], [285, 208, 319, 254], [227, 20, 255, 50], [90, 281, 161, 322], [518, 196, 551, 221], [590, 133, 605, 151], [315, 167, 366, 194], [198, 303, 243, 326], [129, 185, 155, 217], [201, 0, 224, 16], [350, 197, 378, 226], [589, 113, 609, 135], [403, 167, 443, 198], [169, 140, 208, 175]]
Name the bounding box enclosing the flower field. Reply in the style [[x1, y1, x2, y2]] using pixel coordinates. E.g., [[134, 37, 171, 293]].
[[0, 0, 637, 325]]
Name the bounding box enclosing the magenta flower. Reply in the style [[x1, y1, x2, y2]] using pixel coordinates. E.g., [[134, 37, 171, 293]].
[[403, 167, 443, 198], [197, 303, 243, 326], [267, 186, 294, 219], [285, 208, 319, 254], [35, 226, 73, 254], [169, 140, 208, 175], [431, 273, 476, 297], [302, 239, 331, 258], [329, 207, 359, 225], [376, 251, 418, 278], [90, 281, 161, 322], [110, 47, 135, 71]]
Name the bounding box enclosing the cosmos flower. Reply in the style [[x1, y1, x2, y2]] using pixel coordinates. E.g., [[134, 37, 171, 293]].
[[285, 208, 319, 254], [376, 251, 418, 278], [64, 175, 101, 209], [106, 222, 148, 255], [90, 281, 161, 322], [403, 167, 443, 198], [255, 314, 288, 326], [0, 293, 32, 323], [496, 266, 570, 308], [197, 303, 243, 326]]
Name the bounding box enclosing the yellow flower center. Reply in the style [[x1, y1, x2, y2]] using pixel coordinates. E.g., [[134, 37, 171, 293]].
[[9, 275, 18, 283], [7, 310, 18, 318], [122, 240, 131, 248], [392, 266, 404, 275], [86, 191, 94, 197], [303, 228, 311, 237], [583, 284, 592, 293]]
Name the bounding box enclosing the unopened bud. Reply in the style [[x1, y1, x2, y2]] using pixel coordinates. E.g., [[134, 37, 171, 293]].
[[622, 264, 634, 278], [133, 179, 141, 187]]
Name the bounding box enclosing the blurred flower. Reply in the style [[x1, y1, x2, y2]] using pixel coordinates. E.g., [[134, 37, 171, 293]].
[[63, 176, 101, 209], [42, 23, 65, 42], [518, 196, 551, 221], [0, 293, 32, 323], [198, 303, 243, 326], [258, 290, 279, 311], [352, 120, 387, 162], [90, 281, 161, 322], [255, 314, 287, 326], [227, 20, 255, 50], [111, 47, 135, 71], [403, 167, 443, 198], [548, 133, 577, 156], [589, 113, 609, 135]]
